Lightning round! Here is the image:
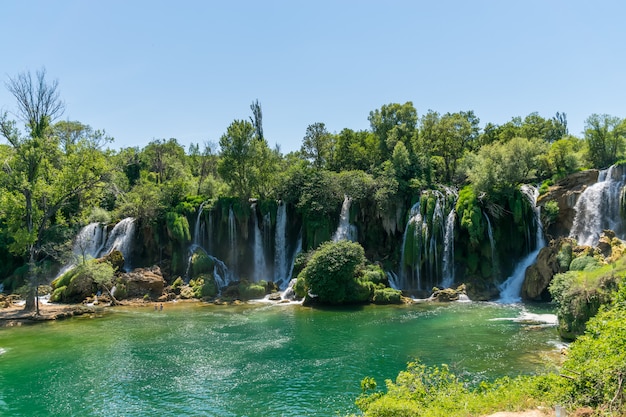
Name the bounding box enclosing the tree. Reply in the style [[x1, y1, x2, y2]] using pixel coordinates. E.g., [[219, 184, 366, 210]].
[[300, 122, 331, 169], [249, 99, 264, 141], [0, 69, 110, 312], [141, 138, 188, 184], [368, 102, 417, 162], [218, 119, 257, 199], [584, 114, 626, 168]]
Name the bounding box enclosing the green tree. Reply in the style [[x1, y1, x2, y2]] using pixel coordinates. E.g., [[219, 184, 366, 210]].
[[0, 69, 110, 312], [300, 122, 331, 169], [369, 102, 418, 162], [140, 138, 188, 184], [218, 119, 257, 199], [584, 113, 626, 168]]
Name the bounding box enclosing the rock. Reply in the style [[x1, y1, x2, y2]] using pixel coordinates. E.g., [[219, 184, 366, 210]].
[[118, 266, 166, 299], [430, 285, 467, 302], [538, 169, 599, 238], [267, 292, 282, 301], [522, 244, 560, 301], [99, 250, 125, 272]]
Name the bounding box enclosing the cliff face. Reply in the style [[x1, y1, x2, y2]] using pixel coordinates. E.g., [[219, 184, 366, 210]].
[[537, 170, 599, 238]]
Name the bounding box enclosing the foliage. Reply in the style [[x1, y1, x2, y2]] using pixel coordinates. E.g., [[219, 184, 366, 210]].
[[238, 281, 266, 300], [455, 186, 483, 247], [297, 240, 366, 304], [166, 212, 191, 243], [584, 113, 626, 168], [541, 200, 559, 230], [353, 361, 558, 417], [549, 261, 621, 340], [218, 119, 259, 199], [372, 288, 402, 304], [190, 252, 215, 278]]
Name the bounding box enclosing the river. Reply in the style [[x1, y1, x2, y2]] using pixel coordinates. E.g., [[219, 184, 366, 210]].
[[0, 301, 560, 416]]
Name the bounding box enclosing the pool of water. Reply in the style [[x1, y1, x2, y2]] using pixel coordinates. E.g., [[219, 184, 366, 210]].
[[0, 301, 560, 416]]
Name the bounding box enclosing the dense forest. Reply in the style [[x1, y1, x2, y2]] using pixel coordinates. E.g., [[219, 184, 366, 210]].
[[1, 69, 626, 308]]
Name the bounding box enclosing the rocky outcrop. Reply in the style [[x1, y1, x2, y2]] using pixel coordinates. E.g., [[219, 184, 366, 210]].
[[118, 266, 166, 299], [430, 285, 468, 302], [522, 241, 562, 301], [538, 169, 598, 238]]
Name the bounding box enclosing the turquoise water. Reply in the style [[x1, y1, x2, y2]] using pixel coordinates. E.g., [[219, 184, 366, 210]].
[[0, 302, 559, 416]]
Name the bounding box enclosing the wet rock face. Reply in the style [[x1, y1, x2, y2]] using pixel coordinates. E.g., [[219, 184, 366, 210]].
[[538, 170, 599, 238], [118, 266, 166, 299], [522, 244, 560, 302]]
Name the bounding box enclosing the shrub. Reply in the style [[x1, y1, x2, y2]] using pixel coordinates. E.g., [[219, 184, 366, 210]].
[[298, 240, 365, 304], [556, 241, 573, 271], [191, 252, 215, 277], [171, 277, 184, 289], [372, 288, 402, 304], [569, 255, 600, 272], [50, 286, 67, 303], [238, 282, 266, 300], [559, 295, 626, 412]]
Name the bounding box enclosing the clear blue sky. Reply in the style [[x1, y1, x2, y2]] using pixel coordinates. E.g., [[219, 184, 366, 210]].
[[1, 0, 625, 154]]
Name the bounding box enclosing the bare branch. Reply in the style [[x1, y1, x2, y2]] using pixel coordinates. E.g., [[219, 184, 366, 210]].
[[6, 68, 65, 136]]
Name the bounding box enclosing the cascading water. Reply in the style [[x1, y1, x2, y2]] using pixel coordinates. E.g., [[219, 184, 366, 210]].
[[58, 218, 136, 277], [399, 189, 457, 292], [228, 207, 237, 273], [193, 202, 206, 246], [186, 244, 233, 290], [274, 202, 288, 287], [251, 203, 268, 282], [100, 217, 136, 271], [441, 210, 456, 288], [56, 222, 108, 278], [332, 195, 358, 242], [569, 164, 626, 246], [483, 212, 499, 279], [498, 185, 545, 303]]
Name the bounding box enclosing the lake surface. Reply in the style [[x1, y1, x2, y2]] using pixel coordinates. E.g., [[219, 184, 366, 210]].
[[0, 301, 560, 416]]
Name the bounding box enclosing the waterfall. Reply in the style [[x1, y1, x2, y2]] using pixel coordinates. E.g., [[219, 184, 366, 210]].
[[570, 165, 626, 246], [284, 229, 303, 290], [228, 207, 237, 272], [187, 244, 233, 290], [400, 201, 423, 291], [483, 212, 498, 280], [332, 195, 358, 242], [193, 202, 206, 246], [100, 217, 136, 271], [441, 209, 456, 288], [399, 188, 457, 292], [498, 185, 545, 303], [274, 202, 288, 286], [56, 222, 108, 278], [73, 222, 108, 263], [252, 203, 268, 282]]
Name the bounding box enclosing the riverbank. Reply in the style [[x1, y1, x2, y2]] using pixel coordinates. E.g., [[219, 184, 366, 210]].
[[0, 303, 99, 327]]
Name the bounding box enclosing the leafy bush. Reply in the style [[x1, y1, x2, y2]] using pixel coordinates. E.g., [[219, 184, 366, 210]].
[[238, 281, 266, 300], [50, 286, 67, 302], [560, 305, 626, 412], [191, 252, 215, 277], [541, 200, 559, 229], [569, 255, 600, 272], [171, 277, 184, 289], [556, 241, 573, 271], [372, 288, 402, 304], [298, 240, 365, 304], [550, 269, 619, 340]]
